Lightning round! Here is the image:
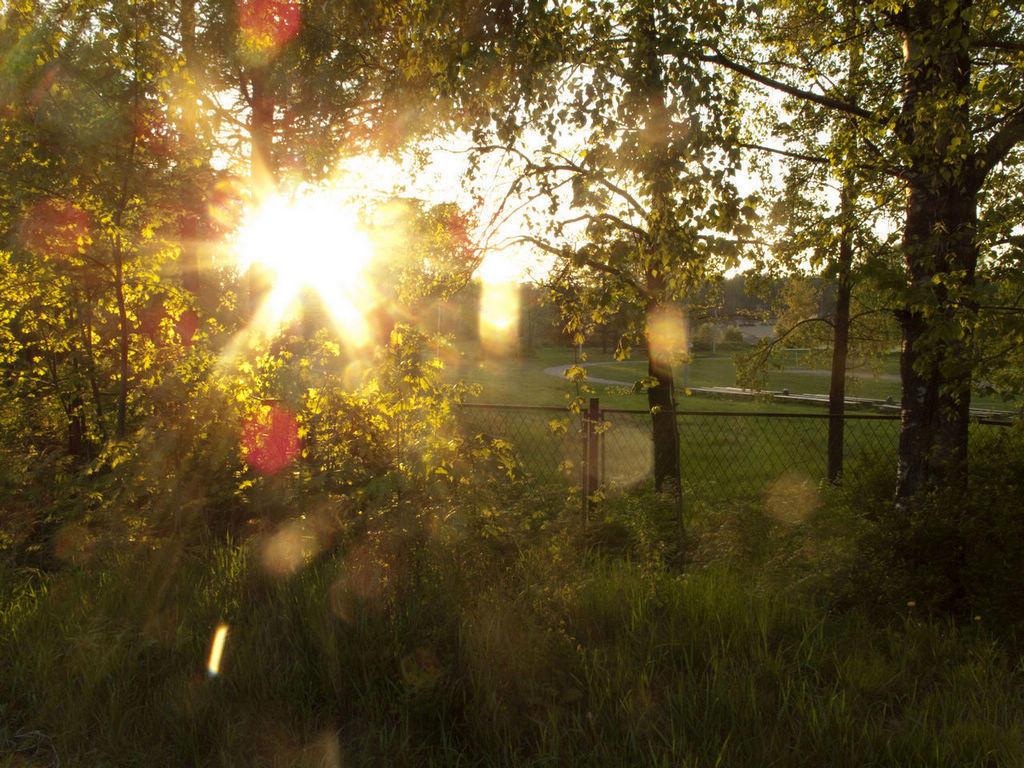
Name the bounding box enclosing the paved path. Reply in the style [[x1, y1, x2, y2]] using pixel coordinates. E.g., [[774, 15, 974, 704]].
[[544, 361, 901, 386], [542, 364, 764, 400], [541, 362, 639, 387]]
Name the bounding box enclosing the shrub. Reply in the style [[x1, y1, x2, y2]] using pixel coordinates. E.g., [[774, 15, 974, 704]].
[[838, 427, 1024, 639], [692, 323, 747, 352], [723, 325, 745, 344]]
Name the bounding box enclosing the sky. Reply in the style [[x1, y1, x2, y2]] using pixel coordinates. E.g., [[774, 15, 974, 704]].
[[321, 144, 553, 285]]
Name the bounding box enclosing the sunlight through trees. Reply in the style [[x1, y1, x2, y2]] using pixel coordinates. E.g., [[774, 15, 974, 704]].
[[3, 1, 1024, 763]]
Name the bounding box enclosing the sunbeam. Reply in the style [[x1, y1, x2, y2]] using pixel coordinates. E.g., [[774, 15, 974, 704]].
[[234, 191, 376, 348]]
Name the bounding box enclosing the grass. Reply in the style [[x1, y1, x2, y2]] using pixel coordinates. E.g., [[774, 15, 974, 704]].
[[450, 346, 820, 414], [448, 345, 910, 499], [3, 497, 1023, 767], [450, 344, 1018, 415], [450, 345, 1024, 511]]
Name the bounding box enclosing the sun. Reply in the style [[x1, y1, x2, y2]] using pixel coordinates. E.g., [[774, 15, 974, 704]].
[[235, 191, 376, 345]]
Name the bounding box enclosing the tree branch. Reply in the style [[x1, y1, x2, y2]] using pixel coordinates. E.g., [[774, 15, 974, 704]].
[[777, 315, 835, 336], [972, 37, 1024, 54], [702, 50, 876, 122], [468, 145, 651, 221], [562, 211, 648, 241], [974, 106, 1024, 186], [975, 338, 1024, 365], [848, 307, 898, 324], [547, 149, 650, 219], [741, 316, 834, 379], [512, 235, 649, 299], [992, 234, 1024, 250], [468, 144, 652, 221], [743, 139, 908, 181], [740, 142, 828, 165]]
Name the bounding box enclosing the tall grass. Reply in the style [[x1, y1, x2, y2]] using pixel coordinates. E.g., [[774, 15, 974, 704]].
[[3, 490, 1022, 767]]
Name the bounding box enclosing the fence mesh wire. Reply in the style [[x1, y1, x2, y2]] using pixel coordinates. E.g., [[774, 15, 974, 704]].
[[601, 410, 901, 500], [457, 403, 585, 485], [457, 402, 1009, 503]]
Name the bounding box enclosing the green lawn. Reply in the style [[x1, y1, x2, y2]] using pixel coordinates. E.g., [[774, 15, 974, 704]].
[[446, 346, 780, 411], [448, 344, 1017, 415], [446, 345, 1014, 501]]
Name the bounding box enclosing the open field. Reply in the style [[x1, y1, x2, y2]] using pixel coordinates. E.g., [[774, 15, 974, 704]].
[[447, 344, 1015, 501], [450, 345, 1018, 415], [448, 346, 813, 412]]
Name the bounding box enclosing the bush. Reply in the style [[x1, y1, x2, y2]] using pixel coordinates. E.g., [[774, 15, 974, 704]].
[[838, 428, 1024, 638], [723, 325, 745, 344], [692, 323, 747, 353]]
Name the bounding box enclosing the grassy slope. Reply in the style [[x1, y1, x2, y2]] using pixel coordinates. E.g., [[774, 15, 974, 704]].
[[3, 509, 1023, 768]]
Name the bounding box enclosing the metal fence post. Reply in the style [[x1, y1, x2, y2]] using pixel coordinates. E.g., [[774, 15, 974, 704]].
[[583, 396, 601, 520]]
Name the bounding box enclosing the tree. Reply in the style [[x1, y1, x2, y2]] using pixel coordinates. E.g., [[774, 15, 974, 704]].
[[710, 0, 1024, 504], [448, 1, 756, 495], [1, 0, 199, 443], [739, 75, 903, 483]]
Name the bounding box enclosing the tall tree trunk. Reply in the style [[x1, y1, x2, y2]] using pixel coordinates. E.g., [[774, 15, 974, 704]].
[[827, 174, 854, 483], [111, 65, 140, 441], [250, 66, 275, 198], [648, 353, 680, 492], [178, 0, 203, 303], [80, 297, 106, 440], [895, 184, 978, 502], [114, 233, 130, 439], [827, 5, 861, 484], [179, 0, 199, 142], [179, 210, 201, 294], [247, 66, 275, 315], [633, 11, 682, 497], [893, 0, 978, 505], [647, 297, 681, 493]]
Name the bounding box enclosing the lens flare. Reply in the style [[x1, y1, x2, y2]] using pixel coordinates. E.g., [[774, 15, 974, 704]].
[[646, 305, 688, 366], [477, 255, 520, 355], [208, 177, 247, 231], [400, 647, 442, 689], [207, 624, 229, 677], [480, 281, 519, 354], [240, 402, 300, 474], [53, 522, 95, 563], [764, 469, 819, 525], [238, 0, 301, 58], [19, 198, 92, 260], [328, 534, 409, 622], [602, 420, 653, 486], [261, 519, 323, 577]]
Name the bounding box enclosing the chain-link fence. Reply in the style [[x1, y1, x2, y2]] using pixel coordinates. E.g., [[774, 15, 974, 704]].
[[600, 409, 902, 500], [457, 403, 583, 485], [457, 400, 1011, 504]]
